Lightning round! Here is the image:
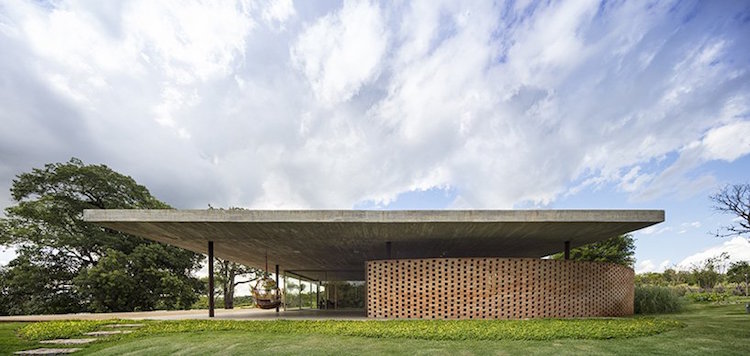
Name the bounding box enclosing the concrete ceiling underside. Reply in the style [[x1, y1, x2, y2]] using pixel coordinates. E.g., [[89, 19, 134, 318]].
[[83, 209, 664, 281]]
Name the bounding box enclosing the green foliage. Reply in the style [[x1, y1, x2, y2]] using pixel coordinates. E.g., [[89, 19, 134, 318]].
[[0, 158, 202, 315], [0, 323, 39, 354], [0, 252, 82, 315], [191, 295, 256, 309], [75, 246, 201, 312], [634, 286, 683, 314], [215, 258, 262, 309], [635, 272, 667, 286], [3, 303, 749, 355], [690, 253, 728, 289], [142, 319, 683, 340], [661, 268, 695, 285], [551, 234, 635, 267], [18, 318, 682, 342], [726, 261, 750, 296], [685, 292, 730, 303], [18, 320, 114, 340]]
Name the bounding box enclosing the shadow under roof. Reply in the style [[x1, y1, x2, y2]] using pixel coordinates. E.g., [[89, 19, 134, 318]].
[[83, 209, 664, 280]]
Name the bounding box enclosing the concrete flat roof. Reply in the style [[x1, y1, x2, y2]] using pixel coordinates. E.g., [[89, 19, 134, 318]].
[[83, 209, 664, 280]]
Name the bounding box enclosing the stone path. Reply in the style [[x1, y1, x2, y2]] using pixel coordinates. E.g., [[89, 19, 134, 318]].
[[14, 348, 81, 355], [39, 339, 97, 345], [84, 330, 133, 336], [103, 323, 144, 328], [19, 322, 144, 354]]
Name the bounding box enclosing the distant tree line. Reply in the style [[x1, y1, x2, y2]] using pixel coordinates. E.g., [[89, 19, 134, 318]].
[[636, 254, 749, 296]]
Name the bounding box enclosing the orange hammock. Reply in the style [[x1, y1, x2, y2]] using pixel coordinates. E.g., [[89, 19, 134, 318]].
[[252, 277, 282, 309], [252, 252, 282, 309]]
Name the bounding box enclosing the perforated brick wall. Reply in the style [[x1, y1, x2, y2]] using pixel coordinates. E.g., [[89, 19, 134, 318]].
[[366, 258, 633, 319]]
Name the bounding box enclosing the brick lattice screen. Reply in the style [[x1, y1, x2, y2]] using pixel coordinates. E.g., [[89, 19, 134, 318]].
[[366, 258, 634, 319]]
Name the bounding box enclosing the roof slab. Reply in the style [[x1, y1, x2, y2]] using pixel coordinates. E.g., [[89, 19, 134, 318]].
[[83, 209, 664, 280]]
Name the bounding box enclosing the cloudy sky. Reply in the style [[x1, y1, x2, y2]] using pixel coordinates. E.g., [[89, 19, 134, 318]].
[[1, 0, 749, 273]]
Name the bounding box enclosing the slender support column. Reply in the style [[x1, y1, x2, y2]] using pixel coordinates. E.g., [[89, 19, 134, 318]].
[[324, 272, 328, 310], [316, 282, 320, 309], [275, 264, 280, 313], [334, 283, 338, 310], [564, 241, 570, 260], [208, 241, 215, 318], [386, 241, 392, 259], [283, 273, 287, 312]]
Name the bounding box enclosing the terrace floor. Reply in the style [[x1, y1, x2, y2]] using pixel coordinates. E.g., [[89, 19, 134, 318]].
[[0, 308, 367, 322]]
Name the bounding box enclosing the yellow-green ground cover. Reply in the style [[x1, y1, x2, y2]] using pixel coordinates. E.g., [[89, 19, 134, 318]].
[[1, 300, 748, 355]]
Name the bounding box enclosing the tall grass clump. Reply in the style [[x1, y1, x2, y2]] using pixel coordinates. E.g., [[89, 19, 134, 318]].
[[635, 285, 683, 314]]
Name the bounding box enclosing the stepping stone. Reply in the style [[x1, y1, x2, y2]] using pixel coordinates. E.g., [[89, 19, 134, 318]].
[[40, 339, 97, 345], [14, 348, 81, 355], [84, 330, 132, 336], [103, 323, 144, 328]]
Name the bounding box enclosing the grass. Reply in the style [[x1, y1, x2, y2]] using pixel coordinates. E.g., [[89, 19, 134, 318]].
[[2, 300, 748, 355]]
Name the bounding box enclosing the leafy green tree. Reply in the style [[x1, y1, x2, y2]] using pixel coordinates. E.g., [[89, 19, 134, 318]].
[[726, 261, 750, 296], [215, 258, 263, 309], [635, 272, 666, 286], [551, 234, 635, 267], [0, 158, 202, 314], [690, 253, 729, 290], [662, 268, 694, 285], [0, 248, 81, 315]]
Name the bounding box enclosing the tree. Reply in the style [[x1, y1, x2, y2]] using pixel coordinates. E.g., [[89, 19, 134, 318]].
[[726, 261, 750, 296], [0, 158, 202, 314], [711, 183, 750, 238], [215, 259, 263, 309], [690, 253, 729, 290], [662, 268, 693, 285], [635, 272, 666, 286], [551, 234, 636, 267]]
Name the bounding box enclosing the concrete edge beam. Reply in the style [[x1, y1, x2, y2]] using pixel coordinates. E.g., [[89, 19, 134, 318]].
[[83, 209, 665, 224]]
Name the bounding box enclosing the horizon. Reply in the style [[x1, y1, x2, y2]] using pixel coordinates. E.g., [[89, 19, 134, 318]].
[[1, 0, 749, 275]]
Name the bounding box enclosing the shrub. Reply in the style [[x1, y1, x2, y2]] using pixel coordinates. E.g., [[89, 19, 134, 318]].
[[686, 291, 730, 303], [19, 318, 683, 342], [635, 285, 683, 314], [135, 318, 682, 341], [18, 320, 114, 340]]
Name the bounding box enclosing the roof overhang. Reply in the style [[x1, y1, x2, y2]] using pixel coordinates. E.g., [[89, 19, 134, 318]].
[[83, 209, 664, 280]]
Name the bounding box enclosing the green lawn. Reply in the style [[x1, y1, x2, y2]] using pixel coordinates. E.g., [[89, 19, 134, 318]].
[[2, 301, 748, 355]]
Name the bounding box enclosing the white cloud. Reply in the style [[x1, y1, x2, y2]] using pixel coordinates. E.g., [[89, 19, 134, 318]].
[[677, 237, 750, 271], [290, 0, 387, 106], [0, 246, 16, 266], [639, 226, 673, 235], [261, 0, 295, 28], [701, 120, 750, 161], [0, 0, 748, 211], [636, 259, 671, 274]]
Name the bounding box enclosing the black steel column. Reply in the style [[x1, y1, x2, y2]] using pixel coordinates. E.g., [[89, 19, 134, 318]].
[[208, 240, 215, 318], [386, 241, 392, 259], [564, 241, 570, 260], [275, 264, 280, 313]]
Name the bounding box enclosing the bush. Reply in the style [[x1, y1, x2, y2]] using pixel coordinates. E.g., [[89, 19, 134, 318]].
[[19, 318, 683, 341], [635, 285, 683, 314], [686, 292, 730, 303], [132, 319, 683, 341], [18, 320, 114, 340]]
